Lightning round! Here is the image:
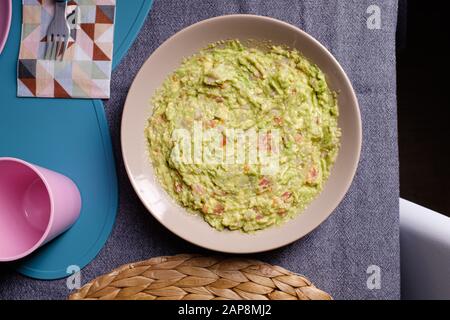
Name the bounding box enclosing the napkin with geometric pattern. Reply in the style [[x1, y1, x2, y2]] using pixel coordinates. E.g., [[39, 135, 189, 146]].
[[17, 0, 115, 99]]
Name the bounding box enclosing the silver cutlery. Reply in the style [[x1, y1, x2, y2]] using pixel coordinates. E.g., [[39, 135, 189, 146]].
[[45, 0, 69, 61]]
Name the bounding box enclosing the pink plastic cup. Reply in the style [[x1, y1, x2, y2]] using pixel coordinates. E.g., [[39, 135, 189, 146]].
[[0, 157, 81, 262]]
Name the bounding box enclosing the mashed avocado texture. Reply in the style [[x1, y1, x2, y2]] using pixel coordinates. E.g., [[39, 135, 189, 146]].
[[146, 40, 340, 232]]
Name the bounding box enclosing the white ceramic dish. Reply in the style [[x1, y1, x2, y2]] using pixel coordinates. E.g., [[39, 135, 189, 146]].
[[121, 15, 361, 253]]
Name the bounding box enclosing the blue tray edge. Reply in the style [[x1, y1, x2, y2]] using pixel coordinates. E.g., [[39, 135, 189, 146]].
[[15, 101, 119, 280], [113, 0, 154, 69], [10, 0, 154, 280]]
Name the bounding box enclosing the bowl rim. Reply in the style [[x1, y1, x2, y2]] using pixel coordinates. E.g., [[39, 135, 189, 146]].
[[121, 14, 362, 253]]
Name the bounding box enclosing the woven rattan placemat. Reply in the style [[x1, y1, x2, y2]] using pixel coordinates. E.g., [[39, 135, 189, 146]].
[[69, 254, 332, 300]]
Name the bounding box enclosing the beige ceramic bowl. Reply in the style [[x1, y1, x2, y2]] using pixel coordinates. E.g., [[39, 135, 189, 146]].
[[121, 15, 361, 253]]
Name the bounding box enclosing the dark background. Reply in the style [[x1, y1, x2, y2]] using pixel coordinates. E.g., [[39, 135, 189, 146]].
[[397, 0, 450, 217]]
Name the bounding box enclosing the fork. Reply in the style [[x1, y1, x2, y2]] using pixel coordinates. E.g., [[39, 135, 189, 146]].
[[45, 0, 69, 61]]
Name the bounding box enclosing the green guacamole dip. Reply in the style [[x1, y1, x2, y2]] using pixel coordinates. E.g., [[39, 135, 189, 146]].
[[146, 40, 340, 232]]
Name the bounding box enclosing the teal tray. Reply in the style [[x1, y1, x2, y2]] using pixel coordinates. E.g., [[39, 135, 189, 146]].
[[0, 0, 153, 280]]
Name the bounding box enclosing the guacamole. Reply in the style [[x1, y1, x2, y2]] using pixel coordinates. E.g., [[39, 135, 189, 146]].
[[146, 40, 340, 232]]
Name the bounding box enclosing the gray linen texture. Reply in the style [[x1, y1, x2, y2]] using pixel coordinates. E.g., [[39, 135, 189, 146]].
[[0, 0, 400, 299]]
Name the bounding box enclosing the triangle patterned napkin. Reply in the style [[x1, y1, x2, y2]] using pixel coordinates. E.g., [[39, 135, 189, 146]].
[[17, 0, 116, 99]]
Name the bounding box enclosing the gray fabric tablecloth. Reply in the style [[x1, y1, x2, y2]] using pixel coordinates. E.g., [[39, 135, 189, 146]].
[[0, 0, 400, 299]]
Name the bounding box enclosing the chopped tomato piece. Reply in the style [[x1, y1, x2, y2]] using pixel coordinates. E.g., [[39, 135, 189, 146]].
[[259, 177, 271, 189], [274, 116, 283, 126], [204, 119, 217, 128], [221, 134, 227, 147], [307, 166, 319, 183], [214, 203, 225, 214], [174, 182, 183, 193], [281, 191, 292, 201], [260, 132, 272, 152]]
